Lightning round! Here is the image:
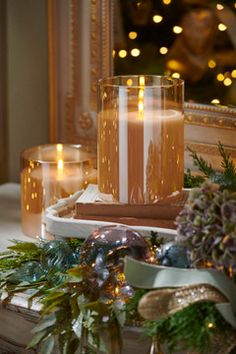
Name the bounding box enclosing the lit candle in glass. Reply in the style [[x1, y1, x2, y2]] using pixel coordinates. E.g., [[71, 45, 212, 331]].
[[97, 75, 184, 204], [20, 144, 97, 238]]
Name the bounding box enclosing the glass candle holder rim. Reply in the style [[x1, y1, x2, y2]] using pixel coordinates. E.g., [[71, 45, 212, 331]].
[[20, 143, 95, 164], [98, 75, 184, 89]]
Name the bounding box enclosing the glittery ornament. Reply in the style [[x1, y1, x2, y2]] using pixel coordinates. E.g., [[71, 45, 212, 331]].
[[79, 225, 152, 304], [157, 242, 190, 268], [80, 225, 153, 270], [120, 285, 135, 300]]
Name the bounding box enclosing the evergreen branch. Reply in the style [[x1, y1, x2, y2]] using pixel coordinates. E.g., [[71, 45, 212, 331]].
[[187, 143, 236, 191], [218, 142, 236, 174], [218, 142, 236, 188], [1, 237, 236, 354], [184, 168, 205, 188], [187, 147, 215, 177], [144, 301, 235, 354]]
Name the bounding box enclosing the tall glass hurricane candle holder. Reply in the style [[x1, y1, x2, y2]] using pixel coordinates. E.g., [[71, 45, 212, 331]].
[[21, 144, 97, 238], [97, 75, 184, 204]]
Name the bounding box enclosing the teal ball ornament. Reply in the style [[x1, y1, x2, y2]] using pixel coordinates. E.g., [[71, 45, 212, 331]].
[[158, 242, 190, 268]]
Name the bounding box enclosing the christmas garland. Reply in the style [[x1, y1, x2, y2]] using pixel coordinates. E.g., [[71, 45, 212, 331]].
[[0, 214, 236, 354], [1, 144, 236, 354]]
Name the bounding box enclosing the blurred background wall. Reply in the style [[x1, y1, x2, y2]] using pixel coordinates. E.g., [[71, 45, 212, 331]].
[[0, 0, 48, 183]]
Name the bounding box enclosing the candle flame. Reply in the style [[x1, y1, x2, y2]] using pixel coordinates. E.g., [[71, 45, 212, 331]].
[[138, 99, 144, 115], [138, 76, 145, 120], [139, 76, 145, 86], [57, 158, 64, 180], [56, 144, 64, 180], [57, 144, 63, 153], [57, 159, 64, 170]]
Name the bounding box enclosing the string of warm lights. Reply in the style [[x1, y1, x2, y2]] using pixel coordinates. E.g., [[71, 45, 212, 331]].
[[114, 1, 236, 104]]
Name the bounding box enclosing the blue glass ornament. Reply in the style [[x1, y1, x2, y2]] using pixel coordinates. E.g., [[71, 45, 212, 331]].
[[157, 242, 190, 268]]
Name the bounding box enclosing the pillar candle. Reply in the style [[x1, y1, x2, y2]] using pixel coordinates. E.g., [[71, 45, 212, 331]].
[[21, 144, 96, 237], [97, 75, 184, 204]]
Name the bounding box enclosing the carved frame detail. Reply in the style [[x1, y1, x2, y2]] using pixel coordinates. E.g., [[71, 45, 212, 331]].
[[48, 0, 113, 147], [48, 0, 236, 170]]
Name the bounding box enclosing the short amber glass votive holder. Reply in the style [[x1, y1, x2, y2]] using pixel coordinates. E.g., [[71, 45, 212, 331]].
[[20, 144, 97, 238]]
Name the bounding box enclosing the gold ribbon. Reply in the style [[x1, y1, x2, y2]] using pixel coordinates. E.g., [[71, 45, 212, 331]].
[[138, 283, 227, 321], [124, 257, 236, 328]]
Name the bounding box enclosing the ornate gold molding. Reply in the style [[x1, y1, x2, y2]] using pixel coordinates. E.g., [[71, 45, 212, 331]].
[[48, 0, 113, 146], [185, 141, 236, 158], [184, 102, 236, 130]]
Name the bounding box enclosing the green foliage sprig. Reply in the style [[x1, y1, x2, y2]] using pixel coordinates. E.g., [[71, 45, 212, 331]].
[[1, 236, 236, 354], [184, 168, 205, 188], [187, 142, 236, 191], [145, 301, 235, 354], [0, 239, 125, 354]]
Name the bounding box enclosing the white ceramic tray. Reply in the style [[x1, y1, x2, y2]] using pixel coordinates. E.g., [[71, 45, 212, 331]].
[[43, 190, 177, 241]]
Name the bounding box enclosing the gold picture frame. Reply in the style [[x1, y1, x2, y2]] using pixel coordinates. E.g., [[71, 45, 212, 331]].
[[184, 102, 236, 170], [48, 0, 236, 170], [48, 0, 113, 148]]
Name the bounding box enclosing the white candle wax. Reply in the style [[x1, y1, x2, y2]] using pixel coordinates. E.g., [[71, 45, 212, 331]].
[[98, 108, 184, 203]]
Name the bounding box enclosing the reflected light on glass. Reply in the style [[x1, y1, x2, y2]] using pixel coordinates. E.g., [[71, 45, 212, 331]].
[[57, 144, 63, 153], [172, 72, 180, 78], [139, 76, 145, 86], [126, 78, 133, 86], [211, 98, 220, 104]]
